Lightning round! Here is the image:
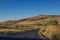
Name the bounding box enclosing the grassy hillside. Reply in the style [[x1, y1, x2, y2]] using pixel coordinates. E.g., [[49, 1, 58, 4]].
[[38, 19, 60, 40], [0, 15, 60, 40], [0, 15, 60, 31]]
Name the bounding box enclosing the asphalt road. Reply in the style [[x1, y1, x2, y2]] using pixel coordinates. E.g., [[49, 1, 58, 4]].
[[0, 30, 46, 40]]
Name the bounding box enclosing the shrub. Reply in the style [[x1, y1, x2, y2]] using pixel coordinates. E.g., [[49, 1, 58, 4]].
[[52, 33, 60, 40], [39, 26, 46, 34], [45, 20, 58, 25]]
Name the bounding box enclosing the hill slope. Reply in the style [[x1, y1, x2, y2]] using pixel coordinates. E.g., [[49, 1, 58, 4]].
[[0, 15, 60, 40], [0, 15, 60, 29]]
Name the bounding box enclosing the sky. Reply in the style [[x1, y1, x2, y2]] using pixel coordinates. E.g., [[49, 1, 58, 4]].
[[0, 0, 60, 22]]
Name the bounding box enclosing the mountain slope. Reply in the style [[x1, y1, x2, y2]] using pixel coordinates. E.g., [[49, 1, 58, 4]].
[[0, 15, 60, 29], [0, 15, 60, 40]]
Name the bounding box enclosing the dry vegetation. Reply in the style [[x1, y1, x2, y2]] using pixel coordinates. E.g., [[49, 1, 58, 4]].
[[38, 19, 60, 40], [0, 15, 60, 40]]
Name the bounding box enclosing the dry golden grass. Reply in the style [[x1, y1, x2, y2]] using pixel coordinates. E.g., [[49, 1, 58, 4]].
[[39, 25, 60, 40], [0, 15, 60, 40], [0, 29, 22, 33]]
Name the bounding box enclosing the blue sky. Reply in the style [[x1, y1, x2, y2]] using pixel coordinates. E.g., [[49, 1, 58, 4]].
[[0, 0, 60, 22]]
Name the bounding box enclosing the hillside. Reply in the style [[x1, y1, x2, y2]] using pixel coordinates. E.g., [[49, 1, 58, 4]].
[[0, 15, 60, 40], [0, 15, 60, 30], [0, 15, 60, 29]]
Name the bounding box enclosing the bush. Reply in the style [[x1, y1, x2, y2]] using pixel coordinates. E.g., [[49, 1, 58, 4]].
[[52, 33, 60, 40], [39, 26, 46, 34], [45, 20, 58, 25]]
